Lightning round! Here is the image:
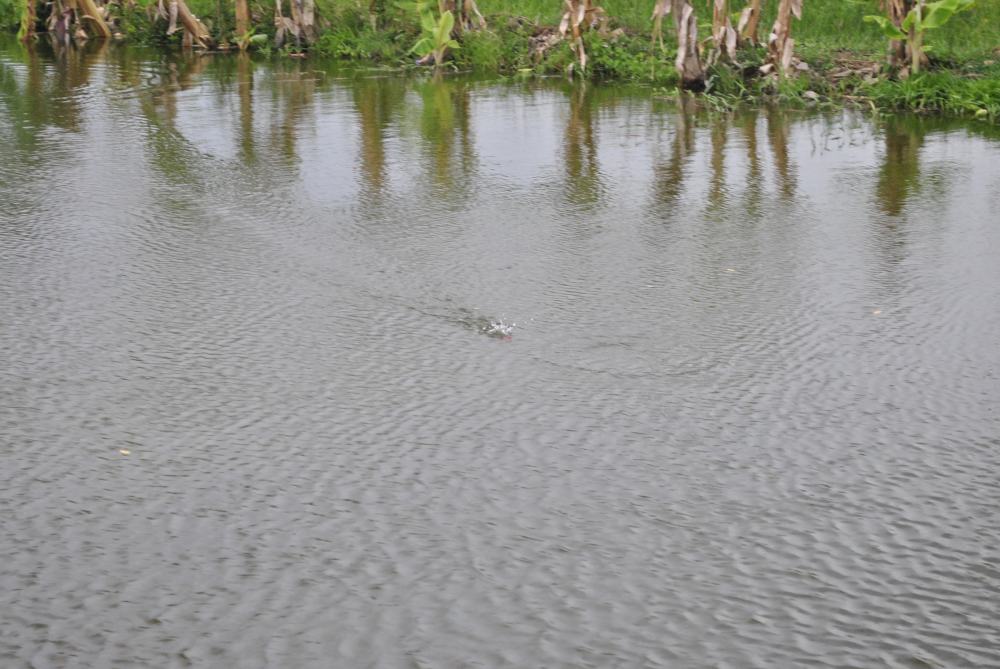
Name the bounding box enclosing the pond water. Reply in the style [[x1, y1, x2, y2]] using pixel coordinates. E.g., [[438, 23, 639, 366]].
[[2, 37, 1000, 668]]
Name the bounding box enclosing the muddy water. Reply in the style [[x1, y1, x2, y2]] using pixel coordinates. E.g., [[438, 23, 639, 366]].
[[2, 38, 1000, 668]]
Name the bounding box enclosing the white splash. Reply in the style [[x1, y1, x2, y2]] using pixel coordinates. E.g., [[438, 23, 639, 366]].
[[482, 318, 516, 338]]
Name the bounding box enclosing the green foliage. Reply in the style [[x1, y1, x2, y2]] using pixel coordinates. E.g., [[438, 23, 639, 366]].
[[864, 14, 907, 41], [315, 23, 401, 60], [865, 0, 976, 74], [1, 0, 20, 34], [583, 32, 675, 85], [118, 1, 161, 45], [408, 6, 459, 67], [862, 70, 1000, 119], [455, 28, 534, 72], [865, 0, 975, 38]]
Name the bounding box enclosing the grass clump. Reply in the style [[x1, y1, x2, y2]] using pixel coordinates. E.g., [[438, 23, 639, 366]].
[[314, 16, 405, 61], [862, 70, 1000, 119]]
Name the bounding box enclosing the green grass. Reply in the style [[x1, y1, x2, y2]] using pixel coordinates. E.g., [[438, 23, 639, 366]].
[[861, 68, 1000, 118]]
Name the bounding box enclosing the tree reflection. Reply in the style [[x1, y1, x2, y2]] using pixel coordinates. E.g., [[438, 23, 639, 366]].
[[135, 53, 211, 185], [766, 107, 796, 199], [417, 75, 475, 193], [267, 60, 316, 162], [352, 76, 407, 202], [236, 53, 256, 163], [2, 38, 108, 135], [562, 83, 603, 208], [737, 110, 763, 218], [876, 119, 923, 217], [651, 93, 696, 210], [706, 113, 728, 217]]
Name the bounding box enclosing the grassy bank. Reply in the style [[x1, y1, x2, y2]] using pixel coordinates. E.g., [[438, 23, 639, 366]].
[[4, 0, 999, 120]]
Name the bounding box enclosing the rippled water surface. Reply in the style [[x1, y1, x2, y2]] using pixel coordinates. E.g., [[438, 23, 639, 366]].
[[2, 37, 1000, 669]]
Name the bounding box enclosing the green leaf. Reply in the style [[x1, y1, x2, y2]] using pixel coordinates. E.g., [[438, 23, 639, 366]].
[[447, 39, 460, 49], [864, 14, 907, 40], [420, 12, 436, 35], [409, 37, 432, 55], [923, 0, 974, 29], [436, 10, 454, 46]]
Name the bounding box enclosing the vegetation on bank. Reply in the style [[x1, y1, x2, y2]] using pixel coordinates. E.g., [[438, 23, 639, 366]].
[[2, 0, 998, 120]]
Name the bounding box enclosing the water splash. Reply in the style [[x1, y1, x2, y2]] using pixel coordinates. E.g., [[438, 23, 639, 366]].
[[481, 318, 516, 339]]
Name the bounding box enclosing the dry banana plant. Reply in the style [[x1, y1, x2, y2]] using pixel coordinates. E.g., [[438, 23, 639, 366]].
[[19, 0, 37, 41], [155, 0, 212, 48], [651, 0, 669, 49], [710, 0, 737, 62], [441, 0, 486, 32], [461, 0, 487, 31], [275, 0, 316, 47], [651, 0, 705, 88], [736, 0, 763, 46], [78, 0, 111, 38], [46, 0, 112, 40], [763, 0, 804, 77], [235, 0, 250, 42], [559, 0, 606, 72]]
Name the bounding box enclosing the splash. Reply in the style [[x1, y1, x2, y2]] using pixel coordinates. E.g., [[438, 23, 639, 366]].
[[481, 318, 516, 340]]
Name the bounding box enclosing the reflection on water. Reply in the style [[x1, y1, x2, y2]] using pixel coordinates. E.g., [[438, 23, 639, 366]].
[[877, 118, 925, 216], [353, 74, 400, 198], [650, 94, 696, 210], [3, 37, 1000, 669], [562, 83, 603, 207]]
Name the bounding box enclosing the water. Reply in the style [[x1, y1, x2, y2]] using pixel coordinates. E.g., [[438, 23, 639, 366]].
[[2, 37, 1000, 668]]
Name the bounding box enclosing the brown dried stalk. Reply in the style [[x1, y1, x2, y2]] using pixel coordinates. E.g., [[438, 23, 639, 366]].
[[77, 0, 112, 38], [764, 0, 804, 77], [157, 0, 212, 48], [273, 0, 316, 47], [560, 0, 605, 72], [736, 0, 763, 46], [711, 0, 737, 62], [651, 0, 705, 89]]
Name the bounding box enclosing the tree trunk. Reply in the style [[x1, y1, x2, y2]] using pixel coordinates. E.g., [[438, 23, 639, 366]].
[[737, 0, 763, 46], [766, 0, 802, 77], [235, 0, 250, 39], [560, 0, 590, 72], [460, 0, 484, 31], [673, 0, 704, 89], [289, 0, 316, 44], [77, 0, 112, 38], [711, 0, 736, 61], [18, 0, 37, 41], [886, 0, 913, 70], [175, 0, 212, 47]]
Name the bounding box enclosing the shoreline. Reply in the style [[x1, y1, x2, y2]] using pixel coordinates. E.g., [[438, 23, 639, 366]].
[[4, 6, 999, 123]]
